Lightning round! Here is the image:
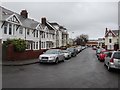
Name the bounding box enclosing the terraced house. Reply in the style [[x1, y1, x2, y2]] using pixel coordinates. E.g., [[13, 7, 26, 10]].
[[0, 6, 69, 50]]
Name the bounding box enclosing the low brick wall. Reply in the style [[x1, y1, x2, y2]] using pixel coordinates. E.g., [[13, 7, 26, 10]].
[[3, 44, 47, 61]]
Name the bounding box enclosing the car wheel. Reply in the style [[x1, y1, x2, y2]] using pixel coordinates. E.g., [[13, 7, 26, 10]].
[[107, 64, 112, 71], [39, 62, 43, 64], [55, 58, 59, 64], [104, 62, 106, 66]]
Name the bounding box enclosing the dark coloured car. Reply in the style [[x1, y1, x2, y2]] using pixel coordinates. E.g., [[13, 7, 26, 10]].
[[66, 47, 77, 57]]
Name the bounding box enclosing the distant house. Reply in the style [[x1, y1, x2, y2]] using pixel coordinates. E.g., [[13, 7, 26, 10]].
[[98, 38, 105, 48], [0, 6, 69, 50], [105, 28, 119, 50]]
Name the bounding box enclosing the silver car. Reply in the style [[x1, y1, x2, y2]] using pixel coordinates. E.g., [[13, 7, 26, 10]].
[[39, 49, 65, 64], [104, 51, 120, 71], [61, 50, 71, 59]]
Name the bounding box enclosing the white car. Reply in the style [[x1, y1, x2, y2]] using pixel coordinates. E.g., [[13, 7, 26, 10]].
[[62, 50, 71, 59], [39, 49, 65, 64], [76, 46, 82, 53]]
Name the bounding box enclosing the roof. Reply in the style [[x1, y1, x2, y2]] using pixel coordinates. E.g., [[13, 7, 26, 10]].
[[105, 30, 118, 37], [49, 22, 59, 26], [112, 30, 118, 36], [1, 6, 39, 29]]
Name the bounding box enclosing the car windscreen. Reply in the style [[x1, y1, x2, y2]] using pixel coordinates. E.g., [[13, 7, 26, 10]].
[[67, 48, 74, 52], [45, 50, 59, 54], [113, 52, 120, 59], [62, 50, 69, 53]]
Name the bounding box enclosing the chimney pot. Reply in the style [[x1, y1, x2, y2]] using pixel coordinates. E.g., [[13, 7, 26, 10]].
[[41, 17, 46, 25], [20, 10, 28, 18], [105, 28, 108, 34]]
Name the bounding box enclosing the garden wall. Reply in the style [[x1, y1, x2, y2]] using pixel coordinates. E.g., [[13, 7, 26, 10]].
[[3, 44, 47, 61]]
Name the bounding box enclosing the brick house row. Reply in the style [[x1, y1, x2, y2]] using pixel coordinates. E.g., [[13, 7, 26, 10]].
[[0, 6, 69, 50]]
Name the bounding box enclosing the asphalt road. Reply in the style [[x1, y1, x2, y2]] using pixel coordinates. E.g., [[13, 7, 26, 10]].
[[2, 48, 120, 88]]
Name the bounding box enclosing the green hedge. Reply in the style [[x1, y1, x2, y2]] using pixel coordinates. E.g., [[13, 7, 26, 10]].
[[3, 38, 26, 52]]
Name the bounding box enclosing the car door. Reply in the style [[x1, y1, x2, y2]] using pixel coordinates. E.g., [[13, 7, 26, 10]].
[[59, 50, 64, 61], [113, 52, 120, 68]]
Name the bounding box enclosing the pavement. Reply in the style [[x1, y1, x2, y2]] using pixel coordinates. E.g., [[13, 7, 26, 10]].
[[2, 59, 39, 66], [1, 48, 86, 66]]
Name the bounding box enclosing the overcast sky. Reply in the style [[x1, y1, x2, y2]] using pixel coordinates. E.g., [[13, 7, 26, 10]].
[[1, 2, 118, 39]]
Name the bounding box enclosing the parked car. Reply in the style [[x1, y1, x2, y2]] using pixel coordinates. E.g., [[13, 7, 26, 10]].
[[81, 46, 86, 50], [96, 48, 101, 57], [104, 51, 120, 71], [39, 49, 65, 64], [92, 46, 97, 50], [61, 50, 71, 59], [98, 51, 109, 61], [66, 47, 77, 57], [76, 46, 82, 53]]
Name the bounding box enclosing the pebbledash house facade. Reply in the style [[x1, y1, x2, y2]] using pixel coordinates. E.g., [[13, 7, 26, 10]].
[[0, 6, 69, 50], [105, 28, 119, 50]]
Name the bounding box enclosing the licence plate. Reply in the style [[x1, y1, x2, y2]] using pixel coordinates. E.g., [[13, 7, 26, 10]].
[[42, 59, 48, 60]]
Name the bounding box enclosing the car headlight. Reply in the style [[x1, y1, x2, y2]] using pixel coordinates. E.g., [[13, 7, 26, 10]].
[[49, 56, 56, 59], [39, 56, 42, 59]]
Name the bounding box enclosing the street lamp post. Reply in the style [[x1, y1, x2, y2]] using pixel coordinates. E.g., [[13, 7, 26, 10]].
[[71, 32, 74, 46], [118, 26, 120, 50], [72, 32, 74, 39]]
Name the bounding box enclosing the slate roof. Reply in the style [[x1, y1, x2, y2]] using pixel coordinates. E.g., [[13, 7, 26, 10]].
[[1, 6, 39, 29], [105, 30, 118, 37], [112, 30, 119, 36], [0, 6, 67, 33]]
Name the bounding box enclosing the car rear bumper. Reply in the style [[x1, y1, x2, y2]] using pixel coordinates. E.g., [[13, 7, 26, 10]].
[[109, 63, 120, 69]]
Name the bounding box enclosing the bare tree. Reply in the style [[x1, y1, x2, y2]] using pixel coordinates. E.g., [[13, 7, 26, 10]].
[[75, 34, 89, 46]]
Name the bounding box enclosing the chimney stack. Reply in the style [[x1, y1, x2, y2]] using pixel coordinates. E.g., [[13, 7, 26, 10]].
[[41, 17, 46, 25], [20, 10, 28, 18], [105, 28, 108, 34]]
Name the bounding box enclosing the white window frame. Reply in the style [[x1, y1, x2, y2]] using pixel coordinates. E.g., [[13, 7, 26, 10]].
[[26, 41, 31, 50], [4, 22, 8, 34], [19, 27, 23, 34], [9, 23, 12, 35]]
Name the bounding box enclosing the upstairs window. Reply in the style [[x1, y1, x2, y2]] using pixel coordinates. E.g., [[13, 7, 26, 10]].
[[43, 33, 45, 38], [27, 29, 30, 35], [109, 39, 112, 43], [13, 24, 15, 35], [19, 27, 23, 34], [108, 33, 112, 36], [9, 24, 12, 35], [36, 30, 38, 38], [4, 23, 8, 34]]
